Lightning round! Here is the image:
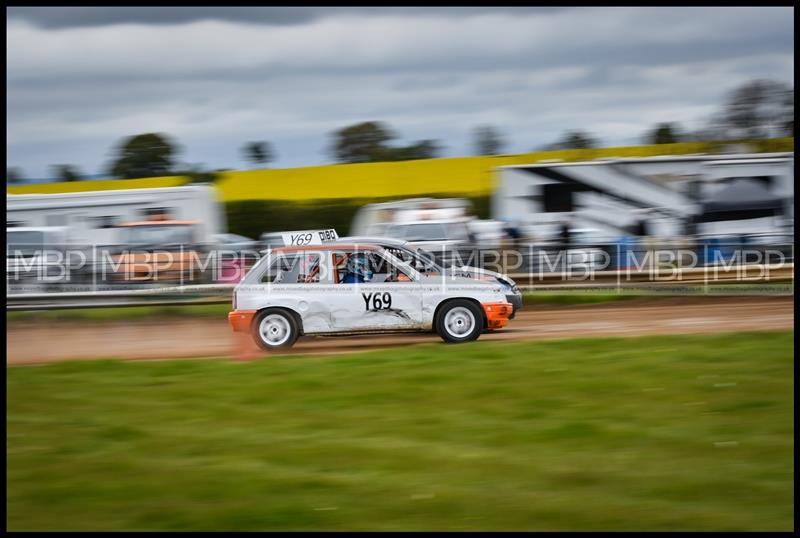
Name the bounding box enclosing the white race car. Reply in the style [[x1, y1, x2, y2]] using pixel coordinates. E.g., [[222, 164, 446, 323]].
[[228, 241, 515, 350]]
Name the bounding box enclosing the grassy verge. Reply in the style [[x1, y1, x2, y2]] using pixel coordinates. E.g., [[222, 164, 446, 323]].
[[6, 303, 232, 322], [522, 290, 645, 305], [7, 285, 792, 322], [0, 293, 678, 322], [6, 294, 633, 322], [522, 282, 792, 305], [225, 195, 491, 239], [7, 332, 793, 531]]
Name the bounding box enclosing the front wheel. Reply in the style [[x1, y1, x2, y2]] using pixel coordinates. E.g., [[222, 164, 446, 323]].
[[252, 309, 299, 350], [436, 300, 483, 343]]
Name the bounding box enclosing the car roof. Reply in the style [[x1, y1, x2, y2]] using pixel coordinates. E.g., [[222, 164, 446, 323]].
[[388, 219, 468, 225], [336, 236, 410, 248], [117, 220, 199, 227], [215, 233, 253, 240], [7, 226, 69, 233], [270, 243, 383, 254]]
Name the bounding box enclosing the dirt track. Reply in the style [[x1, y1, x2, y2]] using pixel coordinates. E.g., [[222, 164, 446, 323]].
[[6, 296, 794, 365]]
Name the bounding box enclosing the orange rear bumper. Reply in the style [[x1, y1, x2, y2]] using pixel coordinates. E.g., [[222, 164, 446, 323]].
[[228, 310, 256, 332], [482, 302, 514, 330]]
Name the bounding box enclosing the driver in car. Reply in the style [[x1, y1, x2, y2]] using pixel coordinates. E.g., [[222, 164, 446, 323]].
[[341, 252, 373, 283]]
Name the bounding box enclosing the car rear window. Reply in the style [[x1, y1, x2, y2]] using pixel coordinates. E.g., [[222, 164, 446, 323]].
[[259, 252, 322, 284]]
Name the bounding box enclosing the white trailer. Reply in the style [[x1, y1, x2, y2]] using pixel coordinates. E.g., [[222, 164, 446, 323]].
[[492, 152, 794, 242], [349, 197, 473, 237], [6, 184, 226, 246]]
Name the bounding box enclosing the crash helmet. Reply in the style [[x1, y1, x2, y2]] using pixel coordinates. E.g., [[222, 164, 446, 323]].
[[345, 252, 373, 281]]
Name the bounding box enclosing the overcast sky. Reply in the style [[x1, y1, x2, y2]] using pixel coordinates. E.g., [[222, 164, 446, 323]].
[[6, 6, 794, 180]]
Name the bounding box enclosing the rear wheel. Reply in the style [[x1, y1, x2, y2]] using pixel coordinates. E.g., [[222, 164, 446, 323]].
[[252, 309, 299, 350], [436, 300, 483, 343]]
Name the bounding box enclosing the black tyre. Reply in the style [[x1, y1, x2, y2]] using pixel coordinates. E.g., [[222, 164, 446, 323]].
[[435, 299, 483, 343], [252, 308, 299, 350]]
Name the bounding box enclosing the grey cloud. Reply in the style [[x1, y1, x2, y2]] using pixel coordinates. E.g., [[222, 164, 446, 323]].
[[7, 7, 320, 28], [6, 7, 565, 29], [7, 8, 792, 86], [5, 7, 794, 179]]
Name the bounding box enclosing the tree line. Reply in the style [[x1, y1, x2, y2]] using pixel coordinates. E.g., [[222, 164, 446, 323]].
[[6, 78, 793, 184]]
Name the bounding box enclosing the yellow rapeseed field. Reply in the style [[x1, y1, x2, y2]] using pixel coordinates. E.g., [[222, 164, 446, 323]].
[[7, 139, 793, 201], [6, 176, 187, 195], [214, 143, 720, 201]]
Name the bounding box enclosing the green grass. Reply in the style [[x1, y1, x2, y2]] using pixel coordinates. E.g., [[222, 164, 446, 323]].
[[521, 282, 793, 305], [9, 285, 792, 323], [8, 280, 792, 323], [8, 294, 626, 322], [7, 295, 631, 322], [522, 290, 644, 305], [7, 332, 793, 531], [6, 303, 232, 322]]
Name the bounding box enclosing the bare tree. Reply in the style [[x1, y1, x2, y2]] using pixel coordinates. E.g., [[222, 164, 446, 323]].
[[645, 123, 683, 144], [547, 130, 598, 150], [330, 121, 443, 163], [7, 167, 24, 185], [52, 164, 82, 182], [242, 141, 275, 168], [473, 125, 506, 155], [108, 132, 178, 179], [721, 79, 793, 139]]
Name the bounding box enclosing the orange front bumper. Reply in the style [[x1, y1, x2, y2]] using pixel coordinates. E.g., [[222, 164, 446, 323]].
[[228, 310, 256, 332], [482, 302, 514, 330]]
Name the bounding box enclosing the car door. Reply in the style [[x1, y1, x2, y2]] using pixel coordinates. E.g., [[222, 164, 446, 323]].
[[329, 249, 423, 331]]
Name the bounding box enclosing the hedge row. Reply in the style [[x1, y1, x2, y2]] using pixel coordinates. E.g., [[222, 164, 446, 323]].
[[225, 195, 491, 239]]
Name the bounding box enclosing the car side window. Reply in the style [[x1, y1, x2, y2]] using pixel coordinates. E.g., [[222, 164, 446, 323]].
[[385, 247, 436, 273], [386, 247, 410, 263], [332, 252, 349, 283], [260, 252, 321, 284], [374, 252, 416, 283], [333, 250, 376, 284]]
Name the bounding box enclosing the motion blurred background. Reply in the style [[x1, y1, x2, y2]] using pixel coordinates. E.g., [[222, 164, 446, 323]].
[[6, 6, 794, 532]]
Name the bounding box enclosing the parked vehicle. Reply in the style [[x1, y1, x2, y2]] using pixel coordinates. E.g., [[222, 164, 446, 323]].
[[8, 185, 227, 286], [7, 184, 225, 246], [467, 219, 510, 247], [350, 197, 473, 237], [6, 226, 75, 291], [213, 233, 258, 252], [105, 219, 214, 283], [212, 233, 260, 283]]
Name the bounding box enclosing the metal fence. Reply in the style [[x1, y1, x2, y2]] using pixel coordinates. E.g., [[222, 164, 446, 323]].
[[7, 239, 794, 306]]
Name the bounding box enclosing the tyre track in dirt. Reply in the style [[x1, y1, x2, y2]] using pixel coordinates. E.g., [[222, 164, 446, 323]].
[[6, 296, 793, 365]]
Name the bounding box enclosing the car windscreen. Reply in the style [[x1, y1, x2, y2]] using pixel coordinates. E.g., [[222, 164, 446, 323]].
[[260, 234, 284, 249], [445, 222, 470, 241], [387, 223, 449, 241], [384, 245, 445, 272], [366, 223, 389, 236], [7, 231, 44, 247], [122, 225, 195, 245], [410, 246, 445, 270], [7, 231, 46, 257], [228, 234, 253, 243]]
